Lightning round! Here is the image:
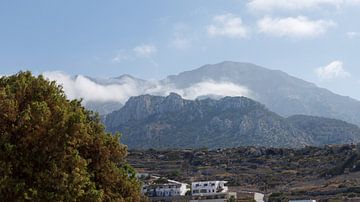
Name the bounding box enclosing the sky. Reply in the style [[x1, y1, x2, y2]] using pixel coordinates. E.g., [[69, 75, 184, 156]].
[[1, 0, 360, 99]]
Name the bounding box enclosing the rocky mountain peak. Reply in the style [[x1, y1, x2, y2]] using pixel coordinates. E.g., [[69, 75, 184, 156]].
[[157, 93, 186, 113], [217, 96, 264, 111], [86, 61, 360, 128]]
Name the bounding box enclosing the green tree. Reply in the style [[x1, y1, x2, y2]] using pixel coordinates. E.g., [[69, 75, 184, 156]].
[[0, 72, 143, 201]]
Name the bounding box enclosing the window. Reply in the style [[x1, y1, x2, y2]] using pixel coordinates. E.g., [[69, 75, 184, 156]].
[[200, 189, 207, 193], [204, 183, 208, 186], [211, 183, 215, 186], [193, 190, 199, 193]]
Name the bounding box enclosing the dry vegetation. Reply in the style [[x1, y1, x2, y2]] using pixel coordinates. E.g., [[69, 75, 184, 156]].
[[128, 145, 360, 201]]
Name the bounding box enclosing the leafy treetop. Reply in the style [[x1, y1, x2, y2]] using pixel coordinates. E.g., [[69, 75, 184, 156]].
[[0, 72, 144, 201]]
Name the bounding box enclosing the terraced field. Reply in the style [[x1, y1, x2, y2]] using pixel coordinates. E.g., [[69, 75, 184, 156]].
[[127, 145, 360, 201]]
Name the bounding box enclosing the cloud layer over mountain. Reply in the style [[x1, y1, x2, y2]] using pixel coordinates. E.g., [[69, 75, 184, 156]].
[[43, 71, 252, 105]]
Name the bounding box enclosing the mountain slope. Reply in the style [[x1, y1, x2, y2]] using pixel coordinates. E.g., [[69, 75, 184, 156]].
[[105, 94, 360, 149], [163, 61, 360, 126], [84, 61, 360, 127], [287, 115, 360, 146]]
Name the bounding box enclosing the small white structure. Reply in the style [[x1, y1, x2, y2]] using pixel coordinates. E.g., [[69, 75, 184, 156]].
[[142, 179, 189, 197], [254, 192, 265, 202], [191, 181, 228, 196]]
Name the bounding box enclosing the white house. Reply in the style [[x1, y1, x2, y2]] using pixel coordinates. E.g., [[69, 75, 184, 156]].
[[142, 179, 189, 197], [191, 181, 229, 196]]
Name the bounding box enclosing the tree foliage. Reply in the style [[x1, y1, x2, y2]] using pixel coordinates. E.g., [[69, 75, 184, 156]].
[[0, 72, 143, 201]]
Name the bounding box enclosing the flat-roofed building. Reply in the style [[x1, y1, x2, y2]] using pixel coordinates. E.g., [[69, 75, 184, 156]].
[[190, 181, 236, 202], [142, 179, 189, 197], [191, 181, 228, 196]]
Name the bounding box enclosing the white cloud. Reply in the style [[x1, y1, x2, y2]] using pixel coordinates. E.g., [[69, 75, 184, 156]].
[[257, 16, 335, 38], [43, 71, 143, 104], [43, 71, 252, 105], [247, 0, 343, 11], [168, 23, 193, 50], [346, 32, 360, 39], [180, 81, 251, 100], [145, 81, 251, 100], [133, 44, 157, 57], [207, 13, 249, 39], [112, 50, 131, 63], [111, 44, 158, 66], [315, 60, 351, 80], [247, 0, 360, 11], [170, 37, 191, 50]]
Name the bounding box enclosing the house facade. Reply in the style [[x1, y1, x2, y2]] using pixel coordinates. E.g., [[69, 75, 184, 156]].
[[142, 179, 189, 197], [191, 181, 229, 196]]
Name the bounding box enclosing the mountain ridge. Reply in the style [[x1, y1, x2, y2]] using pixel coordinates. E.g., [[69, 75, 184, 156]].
[[74, 61, 360, 126], [161, 61, 360, 126], [105, 93, 360, 149]]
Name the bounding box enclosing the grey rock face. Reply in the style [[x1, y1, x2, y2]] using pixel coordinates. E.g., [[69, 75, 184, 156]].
[[163, 61, 360, 126], [86, 61, 360, 127], [105, 94, 360, 149]]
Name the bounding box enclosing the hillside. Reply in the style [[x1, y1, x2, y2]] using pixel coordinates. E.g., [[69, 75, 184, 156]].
[[163, 61, 360, 126], [84, 61, 360, 127], [127, 145, 360, 201], [288, 115, 360, 146], [105, 93, 360, 149]]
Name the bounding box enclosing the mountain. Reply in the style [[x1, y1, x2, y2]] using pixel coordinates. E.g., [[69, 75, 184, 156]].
[[88, 74, 148, 86], [85, 101, 123, 116], [163, 61, 360, 126], [105, 93, 360, 149], [86, 61, 360, 127], [287, 115, 360, 146]]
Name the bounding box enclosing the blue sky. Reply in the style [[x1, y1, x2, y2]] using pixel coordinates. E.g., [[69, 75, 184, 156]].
[[1, 0, 360, 99]]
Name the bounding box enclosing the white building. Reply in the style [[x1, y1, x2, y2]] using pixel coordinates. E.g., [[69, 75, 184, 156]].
[[142, 179, 189, 197], [191, 181, 229, 196]]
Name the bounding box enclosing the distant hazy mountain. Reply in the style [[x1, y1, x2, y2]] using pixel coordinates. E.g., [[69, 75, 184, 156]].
[[88, 74, 148, 86], [105, 94, 360, 149], [83, 61, 360, 127], [85, 101, 123, 116], [162, 61, 360, 126]]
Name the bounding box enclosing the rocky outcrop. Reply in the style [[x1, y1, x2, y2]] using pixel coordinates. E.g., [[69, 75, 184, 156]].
[[288, 115, 360, 146], [105, 94, 360, 149]]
